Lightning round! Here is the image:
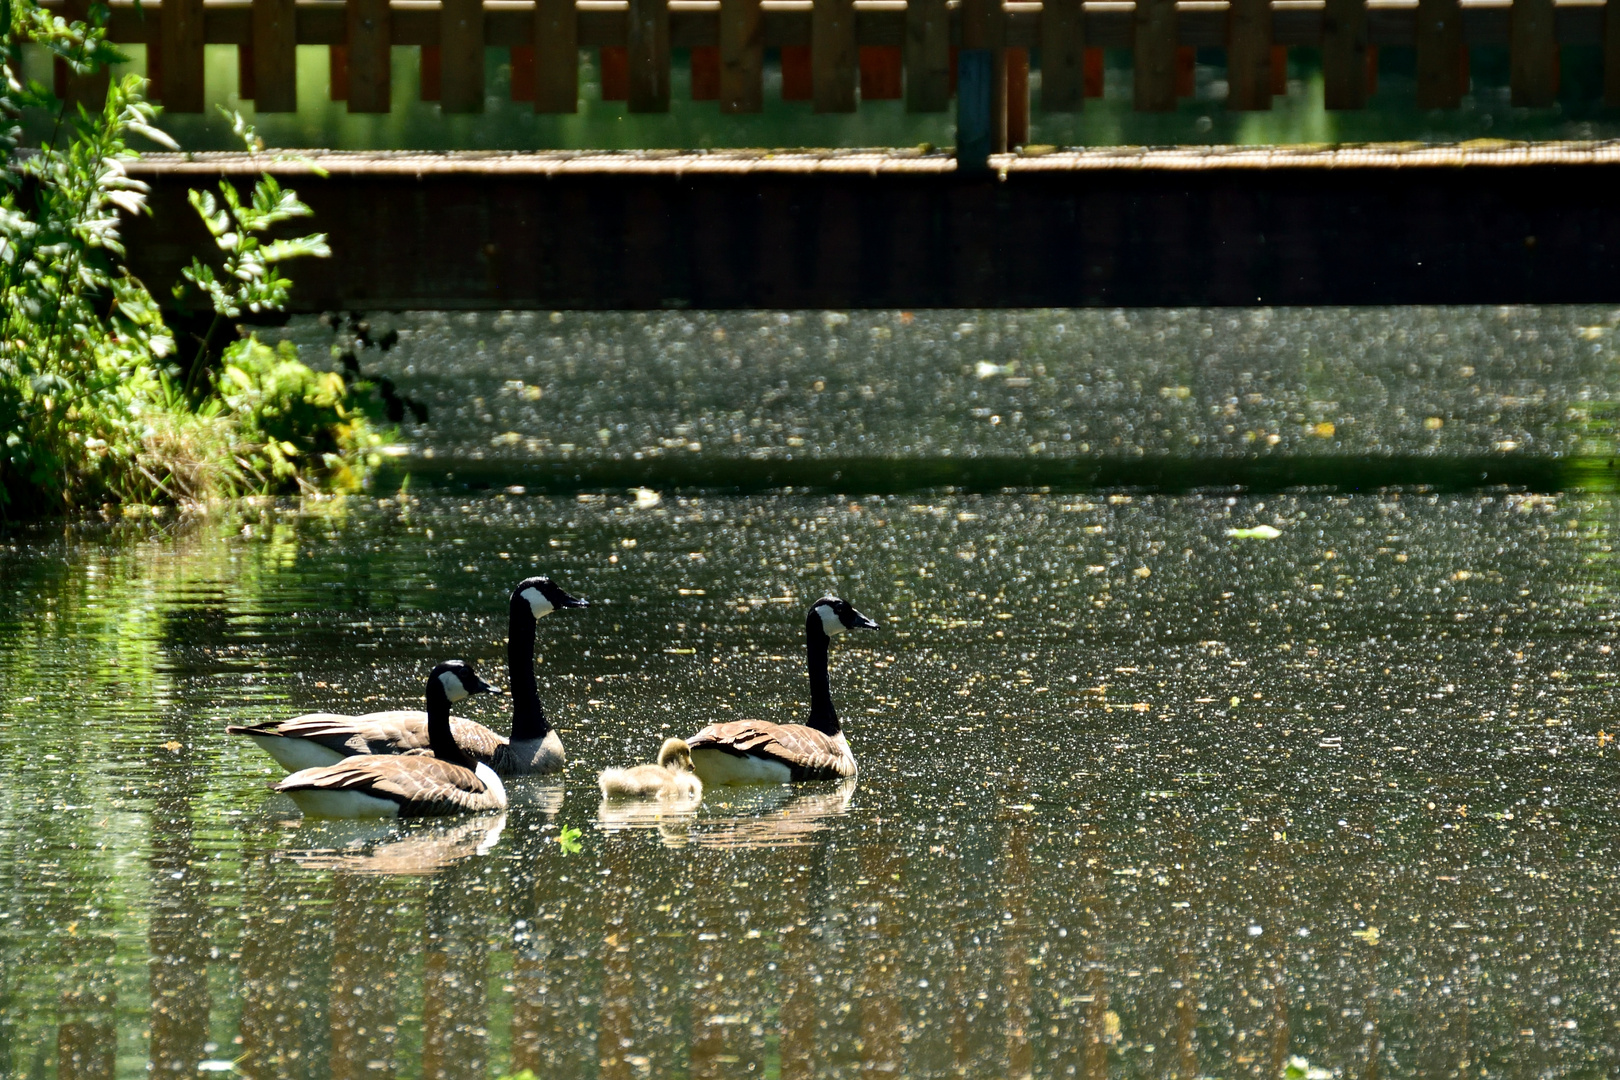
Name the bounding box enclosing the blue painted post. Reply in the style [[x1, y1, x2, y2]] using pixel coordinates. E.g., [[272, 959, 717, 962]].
[[957, 49, 993, 173]]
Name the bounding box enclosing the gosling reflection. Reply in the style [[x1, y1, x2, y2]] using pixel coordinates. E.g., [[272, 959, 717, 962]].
[[288, 815, 508, 876], [596, 793, 703, 848], [694, 777, 857, 850]]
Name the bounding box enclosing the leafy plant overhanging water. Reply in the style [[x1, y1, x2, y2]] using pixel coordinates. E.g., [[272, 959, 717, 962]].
[[0, 0, 383, 517]]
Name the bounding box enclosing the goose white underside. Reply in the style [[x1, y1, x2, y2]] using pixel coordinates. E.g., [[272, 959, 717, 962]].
[[281, 788, 403, 819], [689, 748, 794, 786], [246, 733, 346, 773]]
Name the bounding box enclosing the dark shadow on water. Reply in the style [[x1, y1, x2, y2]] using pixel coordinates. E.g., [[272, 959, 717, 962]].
[[385, 454, 1616, 497]]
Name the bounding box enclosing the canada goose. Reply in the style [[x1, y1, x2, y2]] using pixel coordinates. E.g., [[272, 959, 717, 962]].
[[598, 737, 703, 800], [275, 660, 508, 819], [226, 576, 587, 774], [685, 597, 879, 785]]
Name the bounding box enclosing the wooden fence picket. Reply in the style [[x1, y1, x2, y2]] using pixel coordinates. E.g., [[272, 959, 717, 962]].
[[441, 0, 485, 111], [628, 0, 670, 110], [347, 0, 392, 112], [161, 0, 205, 111], [812, 0, 857, 111], [719, 0, 762, 112]]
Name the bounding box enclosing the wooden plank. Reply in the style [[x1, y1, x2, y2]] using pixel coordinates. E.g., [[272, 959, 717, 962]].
[[1175, 44, 1194, 96], [1133, 0, 1176, 111], [959, 0, 1002, 147], [1367, 45, 1378, 94], [601, 46, 629, 99], [904, 0, 948, 111], [781, 44, 812, 99], [329, 43, 349, 100], [1040, 0, 1083, 111], [534, 0, 578, 111], [860, 45, 902, 98], [692, 44, 721, 98], [1227, 0, 1272, 110], [238, 42, 255, 98], [346, 0, 391, 112], [811, 0, 856, 111], [628, 0, 670, 110], [1608, 0, 1620, 106], [1510, 0, 1558, 106], [440, 0, 484, 112], [251, 0, 297, 110], [511, 44, 535, 99], [719, 0, 762, 111], [1415, 0, 1462, 108], [420, 44, 440, 99], [1322, 0, 1367, 109], [1271, 43, 1287, 93], [1005, 45, 1028, 144], [162, 0, 205, 111], [957, 47, 992, 171]]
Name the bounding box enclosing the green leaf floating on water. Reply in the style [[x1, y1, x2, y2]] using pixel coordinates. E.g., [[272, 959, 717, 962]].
[[558, 825, 583, 855], [1226, 524, 1284, 539], [1283, 1057, 1333, 1080]]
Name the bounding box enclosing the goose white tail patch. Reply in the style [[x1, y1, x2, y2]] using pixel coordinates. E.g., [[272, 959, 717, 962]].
[[475, 762, 509, 806], [282, 788, 403, 819], [690, 749, 794, 786], [246, 734, 345, 773]]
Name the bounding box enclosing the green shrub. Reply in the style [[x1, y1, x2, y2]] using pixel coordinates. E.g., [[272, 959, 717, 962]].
[[1, 0, 384, 516]]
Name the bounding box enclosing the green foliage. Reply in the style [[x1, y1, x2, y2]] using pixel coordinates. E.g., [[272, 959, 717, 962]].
[[557, 824, 583, 855], [219, 337, 383, 492], [0, 1, 380, 516]]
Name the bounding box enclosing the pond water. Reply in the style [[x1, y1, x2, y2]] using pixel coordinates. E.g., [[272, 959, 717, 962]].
[[5, 308, 1620, 1079]]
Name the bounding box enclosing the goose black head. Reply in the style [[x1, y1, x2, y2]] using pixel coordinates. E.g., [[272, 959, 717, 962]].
[[810, 596, 880, 637], [512, 575, 590, 619], [431, 659, 501, 703]]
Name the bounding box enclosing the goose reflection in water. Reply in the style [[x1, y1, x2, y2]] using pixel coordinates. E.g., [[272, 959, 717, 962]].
[[286, 813, 509, 875], [598, 777, 857, 849]]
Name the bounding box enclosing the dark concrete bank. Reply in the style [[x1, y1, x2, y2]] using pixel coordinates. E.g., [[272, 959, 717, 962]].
[[125, 144, 1620, 311]]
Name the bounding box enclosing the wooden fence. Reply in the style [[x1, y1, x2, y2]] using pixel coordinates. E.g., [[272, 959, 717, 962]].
[[42, 0, 1620, 145]]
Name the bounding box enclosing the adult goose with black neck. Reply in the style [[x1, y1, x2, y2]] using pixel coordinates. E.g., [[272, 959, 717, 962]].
[[226, 576, 586, 775], [275, 660, 509, 818], [685, 597, 879, 784]]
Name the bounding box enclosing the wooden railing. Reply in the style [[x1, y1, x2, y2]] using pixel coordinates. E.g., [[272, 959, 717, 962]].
[[43, 0, 1620, 143]]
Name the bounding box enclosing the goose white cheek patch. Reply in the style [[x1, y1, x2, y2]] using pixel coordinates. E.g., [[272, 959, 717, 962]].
[[438, 671, 469, 702], [816, 604, 846, 636], [522, 587, 555, 618]]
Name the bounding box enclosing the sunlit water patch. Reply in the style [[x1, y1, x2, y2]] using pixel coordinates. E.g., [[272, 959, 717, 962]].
[[2, 492, 1619, 1077], [268, 307, 1620, 494]]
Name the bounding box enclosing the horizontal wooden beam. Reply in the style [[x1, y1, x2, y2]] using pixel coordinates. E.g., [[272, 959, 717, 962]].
[[119, 145, 1620, 311], [44, 0, 1617, 51]]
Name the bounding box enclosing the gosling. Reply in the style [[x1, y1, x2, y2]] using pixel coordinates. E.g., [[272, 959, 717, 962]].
[[598, 738, 703, 800]]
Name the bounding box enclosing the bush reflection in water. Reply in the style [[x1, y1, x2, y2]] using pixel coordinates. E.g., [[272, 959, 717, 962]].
[[2, 492, 1619, 1077]]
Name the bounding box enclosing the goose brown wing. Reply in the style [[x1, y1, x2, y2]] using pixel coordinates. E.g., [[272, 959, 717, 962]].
[[685, 721, 854, 781], [277, 756, 503, 817], [227, 711, 508, 764]]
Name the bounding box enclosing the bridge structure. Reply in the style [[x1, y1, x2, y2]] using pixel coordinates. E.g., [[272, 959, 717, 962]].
[[39, 0, 1620, 308], [121, 143, 1620, 310]]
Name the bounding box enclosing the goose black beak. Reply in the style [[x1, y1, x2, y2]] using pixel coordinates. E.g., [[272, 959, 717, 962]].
[[473, 679, 503, 696], [851, 611, 880, 631], [560, 593, 590, 609]]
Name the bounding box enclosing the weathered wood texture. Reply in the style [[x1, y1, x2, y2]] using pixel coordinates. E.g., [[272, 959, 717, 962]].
[[1227, 0, 1272, 109], [251, 0, 298, 110], [440, 0, 485, 111], [719, 0, 762, 111], [122, 150, 1620, 311], [812, 0, 857, 111], [1322, 0, 1367, 109], [627, 0, 670, 109], [1040, 0, 1083, 110], [346, 0, 391, 112], [1133, 0, 1177, 111]]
